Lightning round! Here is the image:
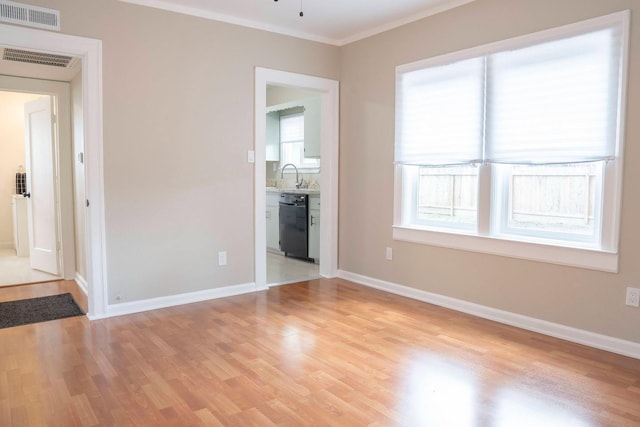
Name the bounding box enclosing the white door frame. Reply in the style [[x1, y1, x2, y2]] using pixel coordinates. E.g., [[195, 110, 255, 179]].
[[254, 67, 339, 290], [0, 24, 107, 318]]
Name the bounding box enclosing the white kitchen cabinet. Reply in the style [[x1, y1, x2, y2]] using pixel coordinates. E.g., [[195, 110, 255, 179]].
[[266, 111, 280, 162], [308, 195, 320, 263], [303, 96, 321, 159], [266, 192, 281, 252]]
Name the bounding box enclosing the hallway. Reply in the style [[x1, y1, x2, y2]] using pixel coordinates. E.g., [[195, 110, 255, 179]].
[[0, 248, 59, 287]]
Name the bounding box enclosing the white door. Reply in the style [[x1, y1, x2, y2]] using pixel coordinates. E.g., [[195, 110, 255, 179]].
[[24, 96, 60, 275]]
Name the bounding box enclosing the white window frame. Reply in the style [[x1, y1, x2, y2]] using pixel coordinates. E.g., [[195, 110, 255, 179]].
[[393, 11, 629, 273]]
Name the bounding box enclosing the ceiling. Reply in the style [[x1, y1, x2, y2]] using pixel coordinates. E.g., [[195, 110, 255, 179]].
[[121, 0, 475, 46]]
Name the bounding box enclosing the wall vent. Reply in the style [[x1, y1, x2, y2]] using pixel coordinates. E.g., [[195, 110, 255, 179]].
[[3, 48, 72, 67], [0, 1, 60, 31]]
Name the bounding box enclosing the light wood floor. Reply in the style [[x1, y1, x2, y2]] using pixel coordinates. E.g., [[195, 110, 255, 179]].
[[0, 279, 638, 426]]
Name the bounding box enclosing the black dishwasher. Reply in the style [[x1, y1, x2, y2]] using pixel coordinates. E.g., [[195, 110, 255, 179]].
[[279, 193, 312, 261]]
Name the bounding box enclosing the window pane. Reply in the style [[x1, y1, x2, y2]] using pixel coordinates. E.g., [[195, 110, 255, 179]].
[[506, 163, 600, 236], [281, 141, 303, 165], [417, 166, 478, 226]]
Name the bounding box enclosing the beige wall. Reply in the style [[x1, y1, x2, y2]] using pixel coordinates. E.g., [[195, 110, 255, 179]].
[[14, 0, 638, 344], [267, 86, 320, 107], [24, 0, 339, 303], [339, 0, 640, 343], [0, 91, 43, 248]]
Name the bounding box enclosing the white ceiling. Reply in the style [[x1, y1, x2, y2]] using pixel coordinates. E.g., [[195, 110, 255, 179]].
[[121, 0, 475, 46]]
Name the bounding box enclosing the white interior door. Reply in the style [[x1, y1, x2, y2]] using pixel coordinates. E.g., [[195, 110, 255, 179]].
[[24, 96, 60, 275]]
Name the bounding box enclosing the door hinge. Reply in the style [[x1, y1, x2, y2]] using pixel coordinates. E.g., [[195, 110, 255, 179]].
[[86, 199, 90, 207], [56, 241, 61, 250]]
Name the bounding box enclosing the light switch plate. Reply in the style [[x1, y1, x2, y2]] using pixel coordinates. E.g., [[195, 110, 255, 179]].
[[247, 150, 255, 163], [218, 251, 227, 266]]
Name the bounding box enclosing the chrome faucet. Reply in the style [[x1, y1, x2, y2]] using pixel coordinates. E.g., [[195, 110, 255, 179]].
[[281, 163, 302, 189]]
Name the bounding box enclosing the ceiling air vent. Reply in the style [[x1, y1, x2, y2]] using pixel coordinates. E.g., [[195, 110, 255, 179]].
[[0, 1, 60, 31], [3, 48, 72, 67]]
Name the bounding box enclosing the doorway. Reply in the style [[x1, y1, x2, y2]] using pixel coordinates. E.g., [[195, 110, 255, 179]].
[[0, 23, 105, 318], [255, 68, 339, 290], [0, 76, 75, 287], [0, 90, 62, 286], [265, 84, 322, 286]]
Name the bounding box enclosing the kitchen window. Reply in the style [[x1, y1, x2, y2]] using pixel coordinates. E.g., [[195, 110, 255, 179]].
[[393, 11, 629, 272], [280, 112, 320, 171]]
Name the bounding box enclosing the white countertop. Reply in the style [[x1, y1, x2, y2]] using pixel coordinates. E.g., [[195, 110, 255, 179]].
[[266, 187, 320, 195]]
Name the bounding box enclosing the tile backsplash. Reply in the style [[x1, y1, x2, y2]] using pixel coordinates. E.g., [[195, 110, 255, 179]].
[[266, 161, 320, 190]]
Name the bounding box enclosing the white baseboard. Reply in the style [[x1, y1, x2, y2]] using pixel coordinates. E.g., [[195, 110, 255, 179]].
[[0, 241, 14, 250], [74, 273, 88, 296], [337, 270, 640, 360], [105, 282, 258, 318]]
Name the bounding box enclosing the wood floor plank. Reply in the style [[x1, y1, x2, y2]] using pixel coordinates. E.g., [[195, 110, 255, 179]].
[[0, 278, 639, 426]]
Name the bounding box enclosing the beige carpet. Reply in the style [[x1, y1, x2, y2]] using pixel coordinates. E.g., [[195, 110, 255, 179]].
[[0, 249, 60, 287]]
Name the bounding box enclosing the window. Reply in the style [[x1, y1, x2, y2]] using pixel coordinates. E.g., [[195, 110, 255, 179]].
[[280, 112, 320, 171], [394, 11, 628, 272]]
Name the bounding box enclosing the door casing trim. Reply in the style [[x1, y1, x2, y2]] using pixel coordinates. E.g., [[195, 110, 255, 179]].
[[0, 23, 107, 318], [254, 67, 340, 289]]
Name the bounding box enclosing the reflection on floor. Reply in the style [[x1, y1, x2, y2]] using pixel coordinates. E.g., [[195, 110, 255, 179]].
[[0, 248, 60, 287], [267, 251, 319, 286]]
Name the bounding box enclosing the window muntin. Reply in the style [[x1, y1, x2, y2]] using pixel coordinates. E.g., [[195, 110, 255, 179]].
[[393, 11, 628, 266]]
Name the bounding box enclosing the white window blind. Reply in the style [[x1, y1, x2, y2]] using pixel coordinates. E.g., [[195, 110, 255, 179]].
[[280, 113, 304, 142], [395, 57, 485, 165], [395, 22, 623, 167], [485, 26, 622, 164]]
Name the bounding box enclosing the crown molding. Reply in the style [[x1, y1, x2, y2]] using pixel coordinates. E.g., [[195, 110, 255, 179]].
[[119, 0, 476, 46]]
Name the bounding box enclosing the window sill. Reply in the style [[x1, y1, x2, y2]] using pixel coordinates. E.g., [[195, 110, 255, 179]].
[[282, 168, 320, 174], [392, 225, 618, 273]]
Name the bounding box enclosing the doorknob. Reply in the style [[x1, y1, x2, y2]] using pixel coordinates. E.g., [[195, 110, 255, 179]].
[[22, 192, 31, 198]]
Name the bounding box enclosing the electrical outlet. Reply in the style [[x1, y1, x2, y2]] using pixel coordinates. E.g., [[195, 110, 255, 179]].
[[385, 247, 393, 261], [218, 251, 227, 266], [626, 287, 640, 307]]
